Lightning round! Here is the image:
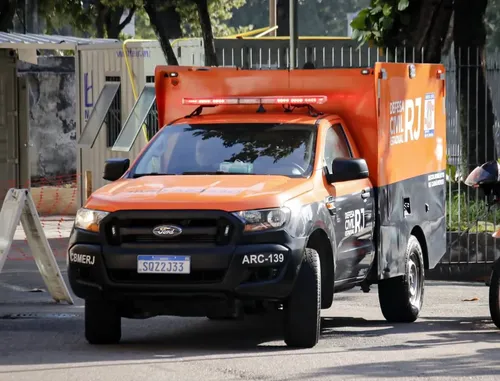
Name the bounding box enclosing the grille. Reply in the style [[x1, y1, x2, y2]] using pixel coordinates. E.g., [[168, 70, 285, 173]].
[[103, 214, 236, 247], [107, 269, 226, 284]]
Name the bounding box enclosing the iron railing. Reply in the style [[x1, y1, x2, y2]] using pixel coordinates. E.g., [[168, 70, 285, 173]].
[[173, 41, 500, 280]]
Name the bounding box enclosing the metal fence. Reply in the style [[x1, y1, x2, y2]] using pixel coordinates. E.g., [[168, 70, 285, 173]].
[[181, 40, 500, 280]]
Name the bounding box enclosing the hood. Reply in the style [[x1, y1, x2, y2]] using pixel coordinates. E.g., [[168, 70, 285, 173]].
[[85, 175, 313, 212]]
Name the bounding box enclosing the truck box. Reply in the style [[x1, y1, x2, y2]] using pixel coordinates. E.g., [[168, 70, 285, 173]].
[[154, 62, 447, 276]]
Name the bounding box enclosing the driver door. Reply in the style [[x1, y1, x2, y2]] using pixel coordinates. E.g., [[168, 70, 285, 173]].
[[323, 122, 375, 282]]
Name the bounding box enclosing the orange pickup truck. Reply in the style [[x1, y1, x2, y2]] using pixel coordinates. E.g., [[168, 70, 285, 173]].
[[68, 62, 447, 348]]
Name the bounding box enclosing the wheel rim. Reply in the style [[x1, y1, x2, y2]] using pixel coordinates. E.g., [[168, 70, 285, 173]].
[[408, 253, 421, 306]]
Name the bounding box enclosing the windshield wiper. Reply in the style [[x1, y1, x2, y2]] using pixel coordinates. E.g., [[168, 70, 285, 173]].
[[181, 171, 255, 175], [132, 172, 173, 178]]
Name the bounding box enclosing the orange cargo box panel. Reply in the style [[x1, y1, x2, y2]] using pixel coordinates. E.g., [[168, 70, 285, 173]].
[[374, 62, 446, 187], [154, 63, 446, 188]]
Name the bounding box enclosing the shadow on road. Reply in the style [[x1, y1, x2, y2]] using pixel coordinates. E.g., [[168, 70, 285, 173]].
[[0, 309, 498, 378], [289, 340, 499, 379]]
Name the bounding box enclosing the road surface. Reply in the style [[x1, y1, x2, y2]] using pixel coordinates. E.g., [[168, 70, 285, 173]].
[[1, 257, 498, 381]]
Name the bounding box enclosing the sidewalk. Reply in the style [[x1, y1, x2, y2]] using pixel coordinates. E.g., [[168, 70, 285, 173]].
[[9, 216, 73, 260], [0, 216, 75, 306]]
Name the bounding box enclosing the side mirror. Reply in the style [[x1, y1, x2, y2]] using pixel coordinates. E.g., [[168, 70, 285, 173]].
[[103, 158, 130, 181], [327, 157, 369, 183]]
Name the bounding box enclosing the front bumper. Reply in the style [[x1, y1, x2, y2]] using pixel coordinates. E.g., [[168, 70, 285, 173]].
[[67, 226, 307, 305]]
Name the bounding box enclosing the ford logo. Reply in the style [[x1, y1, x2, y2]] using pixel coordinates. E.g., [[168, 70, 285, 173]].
[[152, 225, 183, 238]]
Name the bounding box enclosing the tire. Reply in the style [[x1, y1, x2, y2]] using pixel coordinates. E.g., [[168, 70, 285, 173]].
[[284, 248, 321, 348], [489, 259, 500, 329], [85, 299, 122, 345], [378, 235, 425, 323]]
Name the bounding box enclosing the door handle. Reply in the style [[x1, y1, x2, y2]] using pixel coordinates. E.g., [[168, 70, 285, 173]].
[[361, 189, 370, 199]]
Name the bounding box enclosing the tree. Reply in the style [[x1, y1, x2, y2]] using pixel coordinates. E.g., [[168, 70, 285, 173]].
[[229, 0, 370, 37], [351, 0, 495, 174], [143, 0, 181, 65], [193, 0, 217, 66], [350, 0, 453, 63], [94, 0, 138, 38], [40, 0, 137, 38], [0, 0, 18, 32], [140, 0, 247, 66], [176, 0, 247, 37]]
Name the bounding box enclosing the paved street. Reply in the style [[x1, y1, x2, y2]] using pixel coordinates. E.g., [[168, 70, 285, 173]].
[[1, 253, 499, 381]]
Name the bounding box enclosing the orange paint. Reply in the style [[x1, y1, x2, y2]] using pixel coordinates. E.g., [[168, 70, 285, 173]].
[[85, 63, 446, 213]]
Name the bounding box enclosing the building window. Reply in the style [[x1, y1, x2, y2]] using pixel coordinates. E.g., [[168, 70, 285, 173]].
[[77, 77, 121, 149], [105, 76, 122, 147]]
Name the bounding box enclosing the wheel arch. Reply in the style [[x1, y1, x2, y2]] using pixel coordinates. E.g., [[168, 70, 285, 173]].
[[410, 225, 429, 270], [306, 227, 335, 308]]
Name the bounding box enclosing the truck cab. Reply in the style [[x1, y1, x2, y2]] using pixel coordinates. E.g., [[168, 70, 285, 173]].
[[68, 63, 447, 349]]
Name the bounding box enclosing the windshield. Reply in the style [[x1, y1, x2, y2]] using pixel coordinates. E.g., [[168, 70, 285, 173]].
[[129, 123, 317, 178]]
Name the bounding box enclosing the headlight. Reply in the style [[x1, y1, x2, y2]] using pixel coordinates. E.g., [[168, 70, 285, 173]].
[[233, 207, 291, 232], [74, 208, 109, 232]]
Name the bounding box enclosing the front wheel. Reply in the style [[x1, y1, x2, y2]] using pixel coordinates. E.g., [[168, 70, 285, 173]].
[[378, 235, 425, 322], [489, 259, 500, 329], [283, 248, 321, 348]]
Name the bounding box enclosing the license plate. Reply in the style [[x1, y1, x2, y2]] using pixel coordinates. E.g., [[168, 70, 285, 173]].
[[137, 255, 191, 274]]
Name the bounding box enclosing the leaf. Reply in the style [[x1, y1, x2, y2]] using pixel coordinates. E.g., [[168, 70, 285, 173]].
[[351, 29, 362, 41], [370, 5, 383, 15], [382, 16, 393, 31], [397, 0, 410, 11], [350, 9, 369, 31], [382, 3, 392, 17]]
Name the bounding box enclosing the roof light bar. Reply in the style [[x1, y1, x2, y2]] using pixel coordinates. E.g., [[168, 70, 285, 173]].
[[182, 95, 327, 106]]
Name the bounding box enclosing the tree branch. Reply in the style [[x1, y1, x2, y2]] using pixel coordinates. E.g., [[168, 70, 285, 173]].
[[143, 0, 179, 65], [118, 5, 136, 30], [194, 0, 218, 66]]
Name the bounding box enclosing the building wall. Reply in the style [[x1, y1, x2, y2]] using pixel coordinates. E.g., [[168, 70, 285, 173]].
[[17, 56, 76, 182]]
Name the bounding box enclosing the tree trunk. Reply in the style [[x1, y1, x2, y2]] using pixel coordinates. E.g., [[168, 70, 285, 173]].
[[104, 6, 136, 39], [194, 0, 218, 66], [0, 0, 18, 32], [276, 0, 289, 36], [454, 0, 496, 174], [143, 0, 181, 65], [384, 0, 453, 63], [95, 2, 106, 38]]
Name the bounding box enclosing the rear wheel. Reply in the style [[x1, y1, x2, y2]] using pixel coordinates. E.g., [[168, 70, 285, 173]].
[[283, 248, 321, 348], [489, 259, 500, 329], [85, 299, 121, 345], [378, 235, 425, 322]]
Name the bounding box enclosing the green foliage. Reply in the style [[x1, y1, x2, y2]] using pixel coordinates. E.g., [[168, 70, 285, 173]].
[[105, 0, 251, 39], [40, 0, 93, 36], [177, 0, 250, 37], [446, 192, 500, 232], [132, 7, 157, 39], [349, 0, 410, 47]]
